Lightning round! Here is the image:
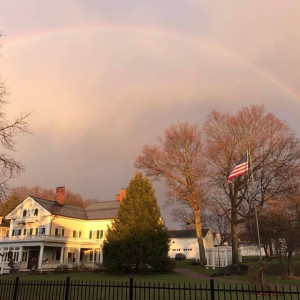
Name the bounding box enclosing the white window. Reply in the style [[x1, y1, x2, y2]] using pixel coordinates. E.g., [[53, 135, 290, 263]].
[[36, 227, 45, 235], [89, 230, 104, 240], [73, 230, 82, 238], [55, 228, 64, 237], [12, 228, 21, 236], [22, 251, 27, 262]]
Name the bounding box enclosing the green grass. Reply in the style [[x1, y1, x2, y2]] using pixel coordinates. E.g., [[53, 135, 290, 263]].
[[175, 256, 300, 286], [0, 271, 208, 284], [1, 268, 299, 300], [1, 256, 299, 287]]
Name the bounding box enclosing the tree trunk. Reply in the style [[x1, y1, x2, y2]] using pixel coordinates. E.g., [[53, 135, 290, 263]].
[[269, 242, 273, 257], [231, 208, 239, 264], [194, 208, 206, 266], [287, 249, 294, 277], [263, 244, 269, 259]]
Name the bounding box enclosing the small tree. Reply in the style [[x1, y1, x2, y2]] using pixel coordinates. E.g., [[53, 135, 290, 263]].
[[102, 173, 173, 272], [259, 197, 300, 277]]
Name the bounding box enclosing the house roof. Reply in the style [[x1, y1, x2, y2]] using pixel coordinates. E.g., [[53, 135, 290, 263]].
[[31, 196, 119, 220], [168, 229, 209, 238], [85, 201, 120, 220]]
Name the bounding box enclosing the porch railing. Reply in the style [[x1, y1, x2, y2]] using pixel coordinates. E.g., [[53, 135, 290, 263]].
[[0, 235, 95, 244]]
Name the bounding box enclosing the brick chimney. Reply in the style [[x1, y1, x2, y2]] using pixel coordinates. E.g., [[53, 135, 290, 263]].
[[115, 188, 126, 202], [56, 187, 65, 205]]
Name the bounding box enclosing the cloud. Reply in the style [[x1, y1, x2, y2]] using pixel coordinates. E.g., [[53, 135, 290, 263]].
[[1, 1, 300, 227]]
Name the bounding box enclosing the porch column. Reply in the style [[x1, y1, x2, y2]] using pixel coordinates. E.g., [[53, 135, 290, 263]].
[[92, 248, 95, 266], [76, 248, 80, 265], [18, 246, 23, 262], [60, 247, 64, 264], [100, 250, 103, 264], [38, 244, 44, 269], [64, 247, 68, 265], [0, 247, 3, 275]]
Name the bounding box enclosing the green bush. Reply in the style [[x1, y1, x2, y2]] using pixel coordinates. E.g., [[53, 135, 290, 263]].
[[54, 264, 69, 273]]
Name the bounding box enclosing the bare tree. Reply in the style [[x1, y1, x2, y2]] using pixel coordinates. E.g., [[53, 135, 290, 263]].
[[260, 195, 300, 277], [203, 105, 300, 263], [135, 122, 207, 265], [0, 41, 31, 199], [171, 203, 211, 230]]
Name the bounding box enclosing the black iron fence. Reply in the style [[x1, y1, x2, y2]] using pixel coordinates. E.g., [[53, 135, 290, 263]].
[[0, 277, 299, 300]]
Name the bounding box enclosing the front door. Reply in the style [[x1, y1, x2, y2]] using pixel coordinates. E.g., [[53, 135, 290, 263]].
[[27, 249, 39, 269]]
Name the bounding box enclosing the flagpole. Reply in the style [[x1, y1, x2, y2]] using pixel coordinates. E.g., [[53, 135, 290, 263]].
[[248, 150, 265, 286], [248, 150, 262, 261], [254, 205, 262, 261]]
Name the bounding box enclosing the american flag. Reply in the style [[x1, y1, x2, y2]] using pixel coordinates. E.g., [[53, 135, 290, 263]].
[[227, 153, 248, 183]]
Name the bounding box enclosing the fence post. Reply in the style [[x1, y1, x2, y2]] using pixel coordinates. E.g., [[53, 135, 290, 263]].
[[13, 276, 19, 300], [210, 279, 215, 300], [65, 277, 70, 300], [129, 278, 134, 300]]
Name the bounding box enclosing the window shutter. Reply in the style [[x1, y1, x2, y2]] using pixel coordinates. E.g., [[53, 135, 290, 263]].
[[100, 230, 103, 239], [62, 229, 64, 237], [35, 228, 38, 235], [96, 230, 100, 239], [89, 231, 92, 239], [55, 228, 58, 236]]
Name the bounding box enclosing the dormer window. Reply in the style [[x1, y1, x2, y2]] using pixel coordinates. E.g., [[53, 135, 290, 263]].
[[34, 209, 38, 216], [22, 210, 27, 218]]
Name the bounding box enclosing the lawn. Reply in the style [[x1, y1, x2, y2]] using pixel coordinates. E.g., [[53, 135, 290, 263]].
[[1, 256, 299, 286], [0, 263, 299, 300], [0, 270, 206, 285], [176, 256, 300, 286], [1, 269, 299, 300]]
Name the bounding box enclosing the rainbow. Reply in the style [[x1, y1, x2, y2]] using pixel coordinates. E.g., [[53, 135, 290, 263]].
[[3, 22, 300, 104]]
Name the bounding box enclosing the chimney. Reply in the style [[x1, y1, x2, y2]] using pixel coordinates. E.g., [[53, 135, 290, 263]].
[[56, 187, 65, 205], [115, 188, 126, 202]]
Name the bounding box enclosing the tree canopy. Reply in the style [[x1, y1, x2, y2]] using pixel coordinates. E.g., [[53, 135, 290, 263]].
[[102, 173, 173, 272], [203, 105, 300, 263], [135, 122, 207, 265], [136, 105, 300, 267]]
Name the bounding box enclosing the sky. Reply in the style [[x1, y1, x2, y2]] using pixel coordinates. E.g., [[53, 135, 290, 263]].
[[1, 1, 300, 227]]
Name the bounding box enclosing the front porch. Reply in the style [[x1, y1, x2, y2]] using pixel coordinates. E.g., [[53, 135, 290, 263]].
[[0, 241, 103, 274]]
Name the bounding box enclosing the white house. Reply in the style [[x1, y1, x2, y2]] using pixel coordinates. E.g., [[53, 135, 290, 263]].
[[0, 187, 122, 272], [168, 229, 215, 259]]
